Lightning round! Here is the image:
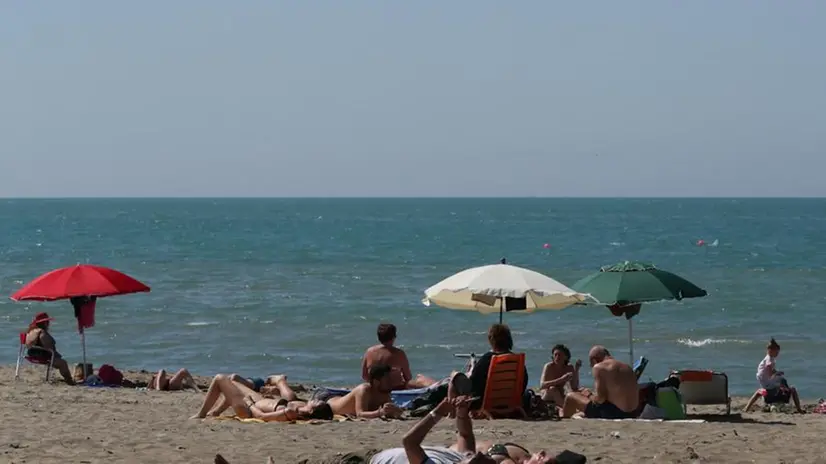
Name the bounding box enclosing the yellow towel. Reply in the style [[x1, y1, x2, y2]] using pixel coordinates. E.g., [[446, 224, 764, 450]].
[[212, 414, 354, 424]]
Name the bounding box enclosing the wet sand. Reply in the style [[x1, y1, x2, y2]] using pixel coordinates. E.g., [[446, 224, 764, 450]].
[[2, 366, 825, 463]]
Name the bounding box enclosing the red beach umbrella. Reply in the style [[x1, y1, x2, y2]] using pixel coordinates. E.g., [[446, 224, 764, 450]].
[[11, 264, 150, 379]]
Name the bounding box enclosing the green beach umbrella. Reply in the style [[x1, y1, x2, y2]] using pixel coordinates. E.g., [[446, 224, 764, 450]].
[[572, 261, 707, 363]]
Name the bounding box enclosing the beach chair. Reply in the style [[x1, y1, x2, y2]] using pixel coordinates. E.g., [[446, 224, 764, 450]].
[[672, 369, 731, 415], [14, 332, 55, 382], [477, 352, 527, 419], [633, 357, 649, 380]]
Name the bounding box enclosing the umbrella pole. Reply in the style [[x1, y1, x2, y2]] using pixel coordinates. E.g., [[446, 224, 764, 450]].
[[80, 329, 88, 379], [499, 297, 504, 324], [627, 319, 634, 364]]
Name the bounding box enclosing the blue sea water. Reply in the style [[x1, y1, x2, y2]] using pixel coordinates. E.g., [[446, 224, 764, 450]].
[[1, 198, 825, 396]]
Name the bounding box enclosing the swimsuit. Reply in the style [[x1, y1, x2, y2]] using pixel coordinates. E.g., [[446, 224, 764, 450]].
[[310, 387, 344, 402], [583, 400, 636, 419], [248, 377, 266, 392], [25, 332, 52, 362]]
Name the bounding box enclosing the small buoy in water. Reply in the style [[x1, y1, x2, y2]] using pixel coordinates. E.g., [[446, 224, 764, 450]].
[[696, 239, 705, 247], [543, 243, 551, 249]]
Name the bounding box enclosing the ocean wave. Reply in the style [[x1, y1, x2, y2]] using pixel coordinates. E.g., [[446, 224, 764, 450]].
[[186, 321, 218, 327], [677, 338, 751, 347], [460, 330, 527, 336]]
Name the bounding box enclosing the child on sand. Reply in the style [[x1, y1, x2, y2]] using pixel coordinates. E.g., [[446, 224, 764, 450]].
[[744, 338, 805, 413]]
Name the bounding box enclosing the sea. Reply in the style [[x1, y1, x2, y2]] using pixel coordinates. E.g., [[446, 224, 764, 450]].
[[1, 198, 824, 396]]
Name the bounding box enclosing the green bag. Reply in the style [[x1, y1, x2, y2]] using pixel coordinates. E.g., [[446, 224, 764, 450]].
[[656, 387, 686, 420]]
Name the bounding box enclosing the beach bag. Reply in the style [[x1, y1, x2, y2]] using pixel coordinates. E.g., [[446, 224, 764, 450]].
[[524, 389, 554, 420], [98, 364, 124, 386], [656, 387, 686, 420]]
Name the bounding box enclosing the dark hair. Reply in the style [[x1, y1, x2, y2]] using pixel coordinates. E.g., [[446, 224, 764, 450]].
[[488, 324, 514, 352], [368, 364, 392, 382], [377, 323, 397, 344], [552, 344, 571, 364], [768, 338, 780, 350], [308, 402, 334, 420]]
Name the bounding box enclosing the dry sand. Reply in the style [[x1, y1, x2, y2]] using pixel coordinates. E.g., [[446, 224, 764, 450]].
[[2, 366, 826, 464]]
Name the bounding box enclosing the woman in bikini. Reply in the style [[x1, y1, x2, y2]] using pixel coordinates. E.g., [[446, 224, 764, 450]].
[[24, 312, 75, 385], [149, 368, 200, 391], [191, 374, 333, 422]]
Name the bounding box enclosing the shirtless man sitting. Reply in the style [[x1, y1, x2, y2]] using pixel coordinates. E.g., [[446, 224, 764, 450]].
[[192, 364, 403, 422], [539, 344, 582, 407], [560, 346, 639, 419], [362, 323, 436, 390]]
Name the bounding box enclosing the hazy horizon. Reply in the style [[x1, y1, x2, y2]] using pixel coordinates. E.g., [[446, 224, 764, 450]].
[[3, 2, 824, 198]]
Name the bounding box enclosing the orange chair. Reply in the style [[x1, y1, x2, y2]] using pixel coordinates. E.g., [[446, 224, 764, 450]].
[[478, 353, 527, 419], [14, 332, 55, 382]]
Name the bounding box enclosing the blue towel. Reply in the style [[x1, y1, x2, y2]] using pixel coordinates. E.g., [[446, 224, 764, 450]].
[[318, 385, 439, 409]]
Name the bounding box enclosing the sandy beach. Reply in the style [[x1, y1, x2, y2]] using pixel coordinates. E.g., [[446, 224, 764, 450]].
[[2, 367, 826, 463]]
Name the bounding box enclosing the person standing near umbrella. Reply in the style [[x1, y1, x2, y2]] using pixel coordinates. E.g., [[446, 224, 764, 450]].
[[24, 312, 75, 385]]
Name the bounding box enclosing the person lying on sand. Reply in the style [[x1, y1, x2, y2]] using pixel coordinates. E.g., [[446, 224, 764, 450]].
[[560, 346, 638, 419], [149, 368, 199, 391], [363, 323, 437, 390], [192, 374, 333, 421], [193, 364, 403, 421], [539, 344, 581, 408], [744, 337, 805, 414], [371, 374, 563, 464], [24, 312, 75, 385]]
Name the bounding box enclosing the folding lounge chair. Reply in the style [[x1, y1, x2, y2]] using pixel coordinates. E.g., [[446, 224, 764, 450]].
[[672, 369, 731, 415], [477, 352, 527, 419], [14, 332, 55, 382], [634, 357, 649, 380]]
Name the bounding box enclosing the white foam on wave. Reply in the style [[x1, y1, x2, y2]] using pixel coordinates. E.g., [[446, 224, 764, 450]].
[[609, 242, 625, 247], [677, 338, 750, 347], [187, 321, 218, 327], [460, 330, 527, 336]]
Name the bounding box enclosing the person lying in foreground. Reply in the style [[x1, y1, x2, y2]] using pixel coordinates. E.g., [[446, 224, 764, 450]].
[[560, 345, 639, 419], [192, 364, 403, 421], [149, 368, 200, 391], [371, 376, 562, 463]]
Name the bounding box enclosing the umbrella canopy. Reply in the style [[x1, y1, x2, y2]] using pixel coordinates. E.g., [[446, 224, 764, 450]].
[[11, 264, 150, 302], [571, 260, 707, 363], [423, 262, 592, 322], [571, 261, 707, 306]]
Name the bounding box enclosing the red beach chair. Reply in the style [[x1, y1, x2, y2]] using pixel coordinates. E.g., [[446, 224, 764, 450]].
[[477, 353, 527, 419], [14, 332, 55, 382]]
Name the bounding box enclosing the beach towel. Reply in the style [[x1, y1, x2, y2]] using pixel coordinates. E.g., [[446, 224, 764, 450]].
[[213, 414, 354, 425], [319, 380, 448, 409]]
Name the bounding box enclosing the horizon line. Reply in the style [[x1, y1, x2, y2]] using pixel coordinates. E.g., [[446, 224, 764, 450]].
[[1, 195, 825, 200]]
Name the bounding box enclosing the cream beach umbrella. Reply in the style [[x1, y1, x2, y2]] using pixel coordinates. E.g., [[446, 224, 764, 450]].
[[423, 259, 593, 323]]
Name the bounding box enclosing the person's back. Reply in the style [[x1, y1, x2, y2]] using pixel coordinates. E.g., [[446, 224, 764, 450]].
[[595, 357, 638, 413], [362, 323, 412, 390]]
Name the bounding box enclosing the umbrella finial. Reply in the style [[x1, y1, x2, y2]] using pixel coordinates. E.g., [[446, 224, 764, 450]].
[[500, 257, 507, 264]]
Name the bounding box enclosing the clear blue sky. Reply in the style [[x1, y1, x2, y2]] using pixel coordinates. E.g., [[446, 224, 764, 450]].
[[2, 1, 824, 197]]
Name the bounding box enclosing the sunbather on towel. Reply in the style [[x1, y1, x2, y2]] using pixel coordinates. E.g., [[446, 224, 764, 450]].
[[371, 374, 561, 464], [227, 374, 285, 395], [363, 323, 437, 390], [192, 364, 403, 421], [744, 338, 805, 413], [539, 344, 581, 408], [149, 368, 199, 391], [560, 346, 638, 419], [192, 374, 334, 421]]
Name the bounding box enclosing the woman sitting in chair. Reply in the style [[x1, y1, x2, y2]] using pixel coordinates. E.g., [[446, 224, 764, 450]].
[[468, 324, 529, 410], [25, 312, 75, 385]]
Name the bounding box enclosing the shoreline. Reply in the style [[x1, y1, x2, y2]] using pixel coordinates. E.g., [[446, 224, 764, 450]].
[[5, 365, 826, 463]]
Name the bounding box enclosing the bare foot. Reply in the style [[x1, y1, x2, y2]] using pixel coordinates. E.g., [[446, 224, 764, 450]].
[[189, 414, 206, 420]]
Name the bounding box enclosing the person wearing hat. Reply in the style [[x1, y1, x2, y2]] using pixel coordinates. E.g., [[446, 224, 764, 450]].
[[25, 312, 75, 384]]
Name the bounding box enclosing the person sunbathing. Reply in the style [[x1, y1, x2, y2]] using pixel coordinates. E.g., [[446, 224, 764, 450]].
[[371, 374, 562, 464], [362, 323, 437, 390], [149, 368, 199, 391], [559, 346, 638, 419], [744, 338, 805, 414], [539, 344, 581, 408], [192, 364, 403, 421], [24, 312, 75, 385]]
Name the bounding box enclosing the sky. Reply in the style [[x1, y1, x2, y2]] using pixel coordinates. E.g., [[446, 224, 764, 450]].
[[1, 1, 824, 197]]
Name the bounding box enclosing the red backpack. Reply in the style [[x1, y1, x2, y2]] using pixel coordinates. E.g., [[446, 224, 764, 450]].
[[98, 364, 124, 386]]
